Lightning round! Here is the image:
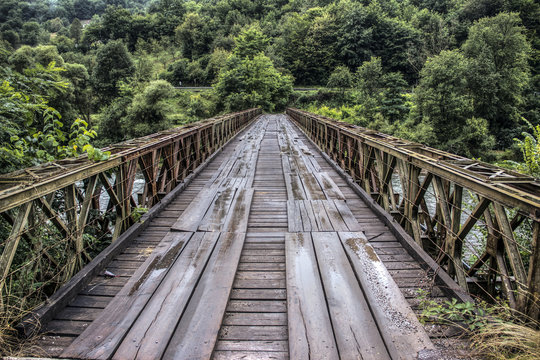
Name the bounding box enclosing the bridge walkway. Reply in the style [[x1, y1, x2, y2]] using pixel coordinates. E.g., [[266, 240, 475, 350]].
[[30, 114, 442, 359]]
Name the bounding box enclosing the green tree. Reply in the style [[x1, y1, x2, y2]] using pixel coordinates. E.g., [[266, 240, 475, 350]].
[[175, 12, 211, 60], [327, 66, 353, 93], [233, 26, 269, 59], [123, 80, 174, 138], [205, 48, 231, 84], [414, 50, 473, 141], [8, 45, 35, 72], [462, 12, 531, 146], [214, 53, 293, 112], [69, 18, 83, 44], [34, 45, 64, 67], [380, 72, 408, 123], [0, 64, 105, 173], [21, 21, 41, 46], [92, 40, 134, 103]]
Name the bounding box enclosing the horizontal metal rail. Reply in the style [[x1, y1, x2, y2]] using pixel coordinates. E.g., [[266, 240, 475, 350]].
[[287, 107, 540, 320]]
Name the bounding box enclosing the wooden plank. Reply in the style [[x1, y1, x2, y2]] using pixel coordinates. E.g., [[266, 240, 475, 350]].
[[110, 232, 219, 359], [311, 200, 334, 231], [240, 255, 285, 263], [215, 340, 288, 352], [233, 279, 285, 288], [235, 271, 285, 280], [213, 351, 288, 360], [285, 233, 339, 360], [338, 232, 434, 359], [322, 200, 348, 231], [227, 300, 286, 313], [311, 232, 390, 360], [314, 172, 345, 200], [171, 186, 220, 231], [198, 185, 238, 232], [45, 320, 89, 336], [223, 188, 255, 232], [302, 200, 318, 231], [162, 232, 246, 360], [287, 200, 301, 232], [230, 289, 286, 300], [223, 312, 287, 326], [333, 200, 363, 231], [237, 263, 285, 271], [55, 307, 101, 322], [218, 326, 288, 341], [61, 232, 194, 359], [69, 295, 111, 309], [298, 200, 313, 231]]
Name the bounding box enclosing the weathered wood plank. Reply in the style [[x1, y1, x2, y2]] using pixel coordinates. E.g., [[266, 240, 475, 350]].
[[215, 340, 288, 352], [333, 200, 363, 231], [338, 232, 434, 359], [285, 232, 338, 360], [315, 172, 345, 200], [61, 232, 194, 359], [223, 188, 255, 232], [213, 351, 288, 360], [170, 186, 220, 232], [287, 200, 301, 232], [162, 232, 246, 360], [230, 289, 287, 300], [218, 326, 288, 341], [322, 200, 348, 231], [311, 232, 390, 360], [111, 232, 219, 359], [223, 312, 287, 326]]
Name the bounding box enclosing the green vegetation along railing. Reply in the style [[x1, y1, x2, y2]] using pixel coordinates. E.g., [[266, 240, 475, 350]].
[[287, 108, 540, 320], [0, 108, 260, 319]]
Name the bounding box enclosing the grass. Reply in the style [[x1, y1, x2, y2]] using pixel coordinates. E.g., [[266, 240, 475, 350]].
[[471, 320, 540, 360], [417, 291, 540, 360]]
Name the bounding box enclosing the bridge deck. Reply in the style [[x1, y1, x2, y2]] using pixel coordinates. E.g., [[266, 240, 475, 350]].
[[30, 115, 446, 359]]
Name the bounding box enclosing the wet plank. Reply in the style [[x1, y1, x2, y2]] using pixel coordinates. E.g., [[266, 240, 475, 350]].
[[338, 232, 434, 358], [215, 340, 288, 352], [218, 326, 288, 341], [285, 232, 338, 360], [311, 232, 390, 360], [162, 232, 246, 359], [223, 312, 287, 326], [111, 232, 220, 359], [61, 232, 194, 359]]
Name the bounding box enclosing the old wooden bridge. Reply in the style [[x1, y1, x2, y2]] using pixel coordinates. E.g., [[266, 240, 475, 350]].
[[1, 109, 539, 359]]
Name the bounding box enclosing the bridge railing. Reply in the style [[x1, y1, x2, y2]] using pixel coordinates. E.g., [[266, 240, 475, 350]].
[[0, 108, 261, 320], [287, 107, 540, 319]]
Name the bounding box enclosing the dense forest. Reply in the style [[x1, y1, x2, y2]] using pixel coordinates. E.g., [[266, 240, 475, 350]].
[[0, 0, 539, 175]]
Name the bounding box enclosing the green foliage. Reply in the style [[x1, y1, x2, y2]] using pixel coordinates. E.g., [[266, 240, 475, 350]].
[[463, 12, 531, 146], [214, 53, 293, 112], [417, 289, 490, 332], [131, 206, 148, 222], [513, 122, 540, 177], [69, 18, 83, 43], [175, 12, 212, 60], [233, 25, 269, 59], [327, 66, 353, 92], [123, 80, 174, 138], [92, 40, 135, 103], [0, 63, 107, 172]]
